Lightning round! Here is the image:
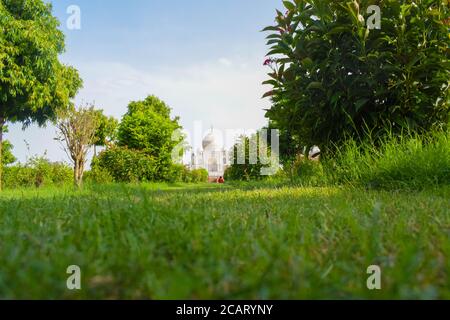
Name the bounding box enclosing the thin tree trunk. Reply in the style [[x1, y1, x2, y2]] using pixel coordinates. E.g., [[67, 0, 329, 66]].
[[74, 160, 80, 188], [74, 158, 85, 188], [74, 161, 77, 187], [79, 160, 84, 187]]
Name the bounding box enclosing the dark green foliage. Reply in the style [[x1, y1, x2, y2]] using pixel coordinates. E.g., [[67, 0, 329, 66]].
[[263, 0, 449, 154], [2, 156, 72, 188], [116, 95, 183, 180], [96, 146, 158, 183]]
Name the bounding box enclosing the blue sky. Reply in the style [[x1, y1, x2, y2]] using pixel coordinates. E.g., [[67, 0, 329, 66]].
[[8, 0, 282, 163]]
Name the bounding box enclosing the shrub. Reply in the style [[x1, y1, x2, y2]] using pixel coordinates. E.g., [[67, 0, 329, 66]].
[[49, 162, 74, 186], [84, 159, 114, 185], [96, 146, 157, 183], [189, 168, 209, 183], [225, 133, 274, 181], [97, 146, 209, 184], [2, 156, 72, 189], [166, 165, 209, 183], [182, 167, 193, 183], [2, 166, 34, 189], [167, 164, 187, 183], [264, 0, 449, 153]]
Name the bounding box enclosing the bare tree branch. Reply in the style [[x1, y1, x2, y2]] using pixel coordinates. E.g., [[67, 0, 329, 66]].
[[56, 105, 98, 187]]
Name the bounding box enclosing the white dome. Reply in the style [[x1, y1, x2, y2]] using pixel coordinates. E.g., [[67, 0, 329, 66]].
[[202, 132, 217, 150]]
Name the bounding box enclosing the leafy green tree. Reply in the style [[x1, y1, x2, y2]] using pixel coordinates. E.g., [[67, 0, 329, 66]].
[[117, 95, 183, 180], [0, 0, 82, 189], [263, 0, 449, 155], [0, 125, 16, 166], [92, 110, 118, 156], [224, 133, 272, 181], [1, 140, 16, 166]]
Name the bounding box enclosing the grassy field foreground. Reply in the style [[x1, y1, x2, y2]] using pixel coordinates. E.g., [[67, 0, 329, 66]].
[[0, 183, 449, 299]]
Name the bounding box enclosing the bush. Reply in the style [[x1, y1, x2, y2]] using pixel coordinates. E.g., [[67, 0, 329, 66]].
[[264, 0, 449, 153], [2, 156, 72, 189], [97, 147, 209, 184], [96, 146, 157, 183], [84, 159, 114, 185], [49, 162, 74, 186], [167, 164, 187, 183], [166, 165, 209, 183], [189, 168, 209, 183], [225, 133, 275, 181]]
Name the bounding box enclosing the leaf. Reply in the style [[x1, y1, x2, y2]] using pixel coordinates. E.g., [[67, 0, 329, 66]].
[[278, 64, 285, 80], [266, 48, 287, 56], [306, 82, 323, 90], [266, 34, 282, 40], [262, 91, 275, 99], [328, 26, 351, 35], [261, 26, 280, 32], [301, 57, 313, 68], [262, 79, 279, 86], [283, 1, 295, 11], [266, 39, 280, 45]]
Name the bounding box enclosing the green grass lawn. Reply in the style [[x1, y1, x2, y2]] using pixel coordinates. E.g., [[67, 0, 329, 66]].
[[0, 182, 449, 299]]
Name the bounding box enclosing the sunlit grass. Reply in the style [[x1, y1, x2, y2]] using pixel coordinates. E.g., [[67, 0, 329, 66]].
[[329, 130, 450, 190], [0, 183, 448, 299]]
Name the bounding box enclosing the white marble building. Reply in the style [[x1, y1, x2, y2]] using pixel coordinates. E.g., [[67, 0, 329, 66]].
[[190, 129, 229, 178]]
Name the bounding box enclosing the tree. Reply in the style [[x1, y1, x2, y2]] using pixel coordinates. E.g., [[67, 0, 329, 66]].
[[56, 106, 97, 187], [263, 0, 449, 156], [92, 110, 118, 156], [0, 0, 82, 190], [117, 95, 183, 180], [0, 125, 16, 166], [1, 140, 16, 166], [224, 132, 273, 181]]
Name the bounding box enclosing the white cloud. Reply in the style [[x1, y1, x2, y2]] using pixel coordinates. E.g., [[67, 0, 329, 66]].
[[218, 58, 233, 67]]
